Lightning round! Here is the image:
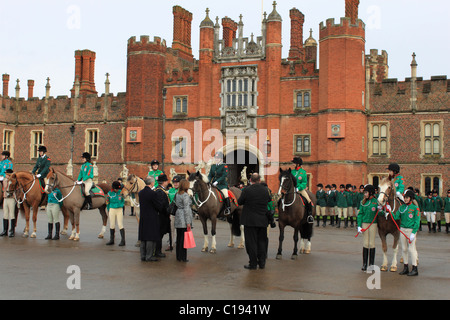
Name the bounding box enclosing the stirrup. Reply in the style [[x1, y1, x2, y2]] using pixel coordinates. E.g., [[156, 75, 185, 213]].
[[307, 215, 314, 224], [224, 207, 231, 216]]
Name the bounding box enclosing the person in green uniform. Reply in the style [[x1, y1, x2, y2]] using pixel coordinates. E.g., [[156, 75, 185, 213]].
[[387, 163, 405, 203], [0, 151, 13, 195], [148, 160, 163, 189], [45, 187, 63, 240], [208, 151, 230, 216], [31, 146, 51, 187], [291, 157, 313, 223], [395, 189, 420, 276], [326, 184, 337, 226], [432, 190, 443, 232], [76, 152, 94, 210], [345, 184, 354, 228], [444, 189, 450, 234], [423, 191, 436, 233], [106, 181, 126, 246], [316, 183, 327, 227], [336, 184, 347, 228], [357, 184, 379, 271], [167, 175, 181, 251]]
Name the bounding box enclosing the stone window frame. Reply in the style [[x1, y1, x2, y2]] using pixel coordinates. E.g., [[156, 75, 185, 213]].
[[171, 136, 188, 158], [173, 96, 188, 115], [420, 120, 443, 158], [2, 129, 14, 159], [30, 130, 44, 159], [85, 128, 99, 159], [293, 89, 311, 112], [368, 121, 390, 158], [421, 173, 442, 196], [293, 134, 311, 156]]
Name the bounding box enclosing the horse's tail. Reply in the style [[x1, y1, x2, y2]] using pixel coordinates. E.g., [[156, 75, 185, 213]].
[[228, 211, 241, 237]]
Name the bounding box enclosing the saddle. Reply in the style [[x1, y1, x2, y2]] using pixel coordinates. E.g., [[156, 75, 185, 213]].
[[80, 183, 105, 198], [214, 187, 238, 206]]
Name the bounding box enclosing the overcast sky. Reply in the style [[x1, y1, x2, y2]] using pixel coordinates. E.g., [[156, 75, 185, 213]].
[[0, 0, 449, 98]]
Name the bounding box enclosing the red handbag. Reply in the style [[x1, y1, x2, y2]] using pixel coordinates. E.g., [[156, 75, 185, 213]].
[[184, 226, 196, 249]]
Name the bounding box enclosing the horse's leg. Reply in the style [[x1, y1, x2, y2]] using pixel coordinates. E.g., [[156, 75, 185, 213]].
[[210, 218, 217, 254], [30, 204, 38, 238], [292, 229, 299, 260], [98, 205, 108, 239], [238, 225, 245, 249], [390, 233, 400, 272], [380, 234, 389, 271], [61, 206, 69, 235], [69, 210, 76, 240], [228, 221, 234, 248], [200, 216, 209, 252], [74, 209, 81, 241], [276, 223, 285, 259], [23, 205, 30, 238]]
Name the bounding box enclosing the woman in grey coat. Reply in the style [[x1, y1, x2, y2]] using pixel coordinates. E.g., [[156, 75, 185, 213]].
[[174, 179, 193, 262]]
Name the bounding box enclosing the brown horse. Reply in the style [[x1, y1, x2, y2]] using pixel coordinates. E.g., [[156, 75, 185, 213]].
[[7, 171, 69, 238], [45, 168, 108, 241], [376, 177, 401, 272], [188, 170, 244, 253], [120, 174, 146, 222], [276, 168, 316, 259]]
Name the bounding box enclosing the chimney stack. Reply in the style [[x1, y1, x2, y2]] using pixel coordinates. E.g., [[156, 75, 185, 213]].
[[345, 0, 360, 24], [72, 50, 97, 96], [27, 80, 35, 99], [172, 6, 193, 59], [222, 17, 238, 48], [2, 74, 10, 97], [288, 8, 305, 61]]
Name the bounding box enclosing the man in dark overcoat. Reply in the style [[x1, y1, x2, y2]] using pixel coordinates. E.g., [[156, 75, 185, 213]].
[[154, 174, 171, 258], [138, 176, 163, 262], [238, 173, 272, 270]]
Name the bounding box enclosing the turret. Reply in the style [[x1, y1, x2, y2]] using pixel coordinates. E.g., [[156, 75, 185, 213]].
[[199, 8, 215, 117]]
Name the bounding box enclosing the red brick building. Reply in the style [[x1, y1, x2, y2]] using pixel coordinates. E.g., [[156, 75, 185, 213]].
[[1, 0, 448, 195]]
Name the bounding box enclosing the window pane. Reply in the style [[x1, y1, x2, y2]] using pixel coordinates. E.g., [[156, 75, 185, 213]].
[[373, 140, 379, 155], [304, 92, 310, 108], [424, 124, 431, 137], [380, 140, 387, 155], [296, 138, 302, 152], [232, 79, 236, 92], [433, 177, 440, 193], [380, 125, 387, 138], [425, 177, 431, 194], [433, 139, 440, 154], [182, 98, 187, 113], [227, 95, 231, 107], [297, 93, 303, 108], [227, 80, 231, 92], [238, 94, 242, 107], [424, 139, 431, 154], [433, 124, 440, 137], [176, 99, 181, 113], [373, 125, 379, 138], [243, 94, 248, 106], [244, 79, 248, 92], [304, 137, 310, 152], [238, 80, 242, 92]]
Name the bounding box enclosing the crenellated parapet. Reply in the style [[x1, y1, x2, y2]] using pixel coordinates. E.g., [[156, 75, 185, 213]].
[[127, 35, 167, 55], [319, 17, 365, 41]]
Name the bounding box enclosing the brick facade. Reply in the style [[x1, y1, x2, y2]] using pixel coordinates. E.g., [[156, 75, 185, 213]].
[[1, 1, 448, 195]]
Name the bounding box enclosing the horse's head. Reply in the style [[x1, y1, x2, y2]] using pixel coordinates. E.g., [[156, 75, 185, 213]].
[[278, 168, 295, 196], [45, 168, 58, 194], [121, 174, 137, 197], [187, 170, 207, 196], [6, 173, 18, 194], [377, 177, 393, 206]]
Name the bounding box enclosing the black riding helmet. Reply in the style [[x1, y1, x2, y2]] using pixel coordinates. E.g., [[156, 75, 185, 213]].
[[38, 146, 47, 153], [112, 181, 122, 190], [81, 152, 91, 162], [1, 150, 10, 158], [403, 189, 415, 202], [363, 184, 376, 197], [387, 163, 400, 174]]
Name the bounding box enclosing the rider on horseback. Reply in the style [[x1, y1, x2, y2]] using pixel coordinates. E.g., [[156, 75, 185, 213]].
[[0, 150, 13, 194], [77, 152, 94, 210], [31, 146, 51, 188], [292, 157, 313, 223], [387, 163, 405, 203], [148, 159, 163, 188], [208, 151, 231, 216]]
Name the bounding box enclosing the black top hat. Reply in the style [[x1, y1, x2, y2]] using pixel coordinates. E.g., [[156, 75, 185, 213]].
[[157, 174, 168, 182]]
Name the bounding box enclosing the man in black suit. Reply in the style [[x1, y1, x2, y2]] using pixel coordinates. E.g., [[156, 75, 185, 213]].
[[238, 173, 272, 270], [138, 176, 163, 262]]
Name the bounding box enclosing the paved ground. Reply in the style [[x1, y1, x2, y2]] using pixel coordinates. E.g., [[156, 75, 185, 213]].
[[0, 207, 449, 300]]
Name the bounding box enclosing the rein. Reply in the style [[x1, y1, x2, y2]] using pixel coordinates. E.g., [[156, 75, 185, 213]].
[[192, 182, 216, 208], [46, 173, 78, 203], [12, 174, 37, 205], [122, 178, 141, 207]]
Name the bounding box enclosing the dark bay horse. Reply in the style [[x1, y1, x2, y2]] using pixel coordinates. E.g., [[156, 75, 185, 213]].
[[276, 168, 316, 259], [188, 170, 244, 253], [376, 176, 402, 272], [7, 171, 69, 238], [45, 168, 108, 241]]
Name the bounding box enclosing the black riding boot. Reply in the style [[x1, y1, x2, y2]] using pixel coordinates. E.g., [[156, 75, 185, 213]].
[[446, 223, 449, 234], [427, 222, 432, 233], [399, 264, 409, 275], [45, 223, 53, 240], [0, 219, 9, 236], [316, 216, 320, 227], [9, 219, 15, 237], [336, 217, 341, 228], [344, 218, 349, 228], [369, 248, 376, 268], [361, 247, 369, 271], [52, 222, 60, 240], [224, 197, 231, 216], [408, 265, 418, 276], [322, 216, 327, 227], [85, 195, 93, 210], [106, 229, 115, 245], [330, 215, 335, 226], [119, 228, 126, 246]]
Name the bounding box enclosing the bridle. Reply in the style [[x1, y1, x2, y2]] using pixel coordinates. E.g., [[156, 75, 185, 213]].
[[46, 171, 77, 203], [278, 174, 296, 211], [190, 178, 216, 208], [8, 173, 37, 205]]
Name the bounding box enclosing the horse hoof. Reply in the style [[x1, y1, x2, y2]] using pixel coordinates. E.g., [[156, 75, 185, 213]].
[[74, 237, 80, 242], [276, 254, 282, 260], [390, 266, 397, 272], [23, 233, 29, 238], [30, 233, 36, 238], [227, 243, 234, 248], [291, 255, 298, 260], [201, 247, 208, 253], [400, 257, 404, 264], [210, 248, 217, 254], [98, 234, 104, 239], [69, 235, 74, 240], [304, 249, 311, 254], [61, 230, 67, 235], [237, 244, 245, 249], [380, 266, 388, 272]]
